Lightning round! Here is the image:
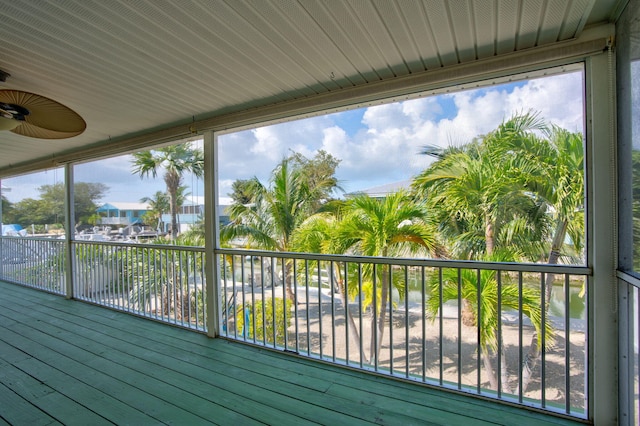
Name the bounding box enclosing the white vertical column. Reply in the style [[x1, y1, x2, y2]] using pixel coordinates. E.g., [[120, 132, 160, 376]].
[[64, 164, 75, 299], [204, 130, 220, 337], [585, 49, 617, 424], [0, 179, 3, 279]]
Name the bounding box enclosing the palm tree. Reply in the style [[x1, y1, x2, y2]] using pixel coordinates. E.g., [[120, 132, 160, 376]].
[[414, 112, 569, 392], [335, 191, 441, 362], [425, 250, 551, 393], [293, 209, 370, 362], [508, 125, 585, 266], [140, 191, 169, 231], [222, 158, 338, 299], [413, 113, 551, 261], [131, 143, 204, 239], [500, 124, 585, 391]]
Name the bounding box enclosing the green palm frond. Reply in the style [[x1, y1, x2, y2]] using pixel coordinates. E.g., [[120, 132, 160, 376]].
[[426, 252, 554, 353]]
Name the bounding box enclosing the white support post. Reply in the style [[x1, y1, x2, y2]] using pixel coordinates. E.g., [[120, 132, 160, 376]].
[[204, 130, 220, 337], [585, 50, 618, 424], [0, 179, 3, 280], [64, 164, 75, 299]]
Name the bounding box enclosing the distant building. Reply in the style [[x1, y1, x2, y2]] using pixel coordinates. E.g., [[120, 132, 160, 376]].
[[96, 202, 150, 226], [346, 180, 412, 199], [159, 196, 232, 234]]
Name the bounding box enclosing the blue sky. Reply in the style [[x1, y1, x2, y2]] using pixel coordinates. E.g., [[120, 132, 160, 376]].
[[2, 71, 584, 206]]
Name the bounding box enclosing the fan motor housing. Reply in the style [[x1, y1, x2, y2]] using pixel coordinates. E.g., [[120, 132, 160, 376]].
[[0, 102, 29, 121]]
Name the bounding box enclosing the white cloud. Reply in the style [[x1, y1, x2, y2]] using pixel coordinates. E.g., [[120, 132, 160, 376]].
[[216, 71, 585, 198], [218, 115, 334, 186]]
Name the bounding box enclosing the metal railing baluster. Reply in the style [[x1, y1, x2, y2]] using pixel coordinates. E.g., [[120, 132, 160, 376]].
[[476, 268, 481, 394], [405, 265, 409, 379], [497, 270, 503, 399], [565, 273, 571, 414], [439, 266, 443, 386], [517, 271, 523, 403], [457, 267, 462, 390], [358, 262, 364, 368], [541, 272, 547, 408]]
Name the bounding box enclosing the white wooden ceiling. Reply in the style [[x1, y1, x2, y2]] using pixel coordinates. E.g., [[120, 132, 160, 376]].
[[0, 0, 624, 175]]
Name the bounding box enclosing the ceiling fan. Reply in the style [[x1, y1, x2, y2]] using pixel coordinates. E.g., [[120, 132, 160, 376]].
[[0, 70, 86, 139]]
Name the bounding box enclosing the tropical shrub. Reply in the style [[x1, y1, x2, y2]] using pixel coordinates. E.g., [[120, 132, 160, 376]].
[[235, 297, 293, 346]]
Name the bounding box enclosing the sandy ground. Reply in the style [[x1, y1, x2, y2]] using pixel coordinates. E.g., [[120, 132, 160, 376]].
[[226, 284, 587, 412]]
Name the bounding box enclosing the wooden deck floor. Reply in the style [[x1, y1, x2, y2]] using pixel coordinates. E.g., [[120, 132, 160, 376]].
[[0, 280, 588, 426]]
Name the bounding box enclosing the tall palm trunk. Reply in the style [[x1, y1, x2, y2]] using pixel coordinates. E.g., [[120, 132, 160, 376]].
[[333, 262, 368, 363], [477, 214, 510, 392], [482, 347, 499, 390], [485, 215, 495, 255], [165, 171, 181, 239], [544, 219, 568, 302], [284, 261, 295, 301], [519, 219, 567, 393], [499, 338, 512, 394], [370, 266, 390, 362]]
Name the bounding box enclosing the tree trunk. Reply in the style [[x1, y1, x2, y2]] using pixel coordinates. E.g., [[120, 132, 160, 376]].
[[461, 299, 475, 327], [544, 219, 568, 306], [370, 266, 390, 362], [519, 219, 567, 393], [333, 263, 368, 363], [162, 284, 171, 316], [517, 331, 539, 395], [284, 262, 295, 301], [500, 341, 512, 394], [164, 171, 181, 239], [169, 191, 178, 239], [485, 217, 495, 256], [481, 347, 498, 390]]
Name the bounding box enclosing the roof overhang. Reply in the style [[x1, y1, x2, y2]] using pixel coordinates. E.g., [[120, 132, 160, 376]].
[[0, 0, 624, 177]]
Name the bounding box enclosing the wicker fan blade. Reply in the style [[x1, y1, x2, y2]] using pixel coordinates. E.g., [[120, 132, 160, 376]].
[[10, 120, 85, 139], [0, 90, 86, 138]]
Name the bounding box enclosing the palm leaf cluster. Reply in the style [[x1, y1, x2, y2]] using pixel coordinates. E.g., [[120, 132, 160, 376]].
[[132, 143, 204, 239], [415, 111, 584, 391]]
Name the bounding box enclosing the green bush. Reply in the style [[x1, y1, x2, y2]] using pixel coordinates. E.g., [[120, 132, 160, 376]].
[[192, 288, 205, 327], [236, 297, 292, 346]]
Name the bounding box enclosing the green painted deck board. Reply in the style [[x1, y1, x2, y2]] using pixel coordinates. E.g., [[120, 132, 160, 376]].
[[0, 357, 105, 426], [0, 300, 346, 426], [2, 294, 455, 425], [0, 281, 588, 425], [54, 305, 570, 426], [0, 382, 60, 426], [0, 320, 257, 426], [0, 301, 424, 426]]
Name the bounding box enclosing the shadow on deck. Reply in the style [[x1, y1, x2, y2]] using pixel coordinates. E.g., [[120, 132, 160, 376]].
[[0, 280, 587, 425]]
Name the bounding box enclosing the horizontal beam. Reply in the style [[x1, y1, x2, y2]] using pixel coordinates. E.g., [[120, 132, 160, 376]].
[[216, 247, 592, 275]]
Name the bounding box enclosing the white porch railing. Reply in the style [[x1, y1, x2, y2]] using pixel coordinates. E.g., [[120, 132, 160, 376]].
[[0, 236, 593, 419], [0, 236, 65, 295], [72, 240, 207, 331], [218, 248, 591, 419]]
